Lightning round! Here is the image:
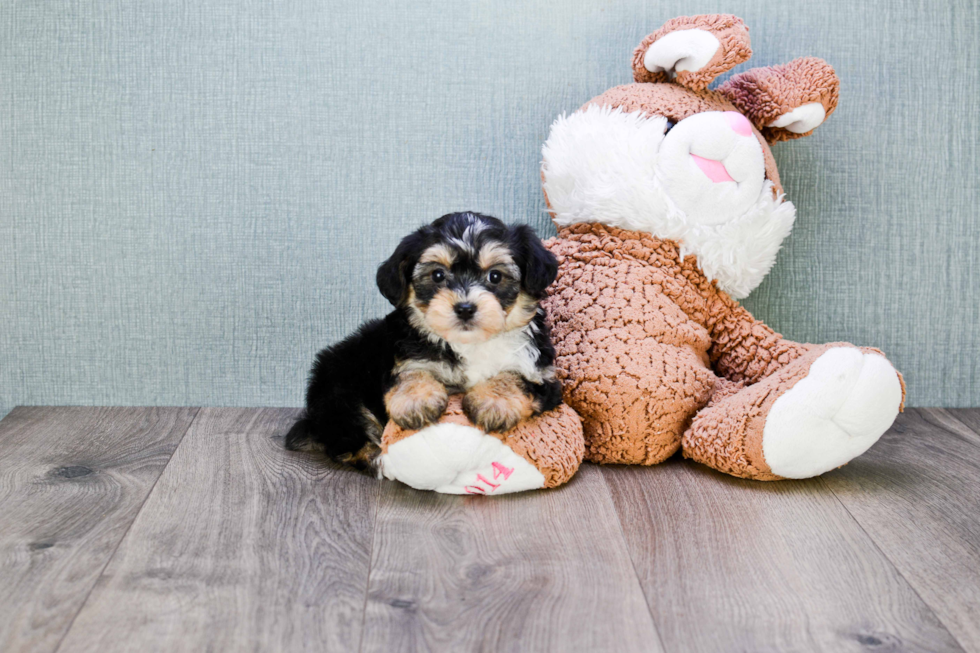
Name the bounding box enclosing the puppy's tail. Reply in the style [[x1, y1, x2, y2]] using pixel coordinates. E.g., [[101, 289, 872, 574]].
[[284, 416, 321, 452]]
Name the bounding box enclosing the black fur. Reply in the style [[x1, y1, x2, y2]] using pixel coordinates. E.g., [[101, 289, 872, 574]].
[[508, 224, 559, 297], [284, 311, 423, 467], [285, 212, 562, 471]]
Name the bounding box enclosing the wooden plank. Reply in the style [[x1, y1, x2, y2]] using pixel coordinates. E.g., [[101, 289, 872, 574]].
[[824, 408, 980, 653], [602, 455, 963, 653], [0, 407, 198, 653], [56, 408, 379, 653], [360, 464, 663, 653]]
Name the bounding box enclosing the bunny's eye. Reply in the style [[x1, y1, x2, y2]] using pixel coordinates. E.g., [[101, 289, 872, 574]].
[[664, 120, 677, 133]]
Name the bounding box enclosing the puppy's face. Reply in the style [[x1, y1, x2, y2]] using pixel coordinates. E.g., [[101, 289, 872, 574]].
[[410, 238, 529, 344], [377, 213, 558, 345]]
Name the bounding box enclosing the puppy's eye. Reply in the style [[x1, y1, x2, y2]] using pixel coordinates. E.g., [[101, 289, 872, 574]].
[[431, 269, 446, 283], [487, 270, 503, 284]]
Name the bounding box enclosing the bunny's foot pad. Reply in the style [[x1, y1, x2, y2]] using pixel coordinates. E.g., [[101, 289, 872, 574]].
[[762, 347, 903, 479]]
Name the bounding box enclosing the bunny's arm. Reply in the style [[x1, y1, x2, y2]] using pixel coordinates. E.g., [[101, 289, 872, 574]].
[[703, 288, 812, 385]]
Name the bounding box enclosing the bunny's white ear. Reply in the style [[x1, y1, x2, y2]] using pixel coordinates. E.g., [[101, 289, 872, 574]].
[[768, 102, 826, 134], [643, 29, 720, 78]]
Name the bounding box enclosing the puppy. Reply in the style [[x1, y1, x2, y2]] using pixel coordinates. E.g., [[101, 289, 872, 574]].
[[285, 212, 563, 472]]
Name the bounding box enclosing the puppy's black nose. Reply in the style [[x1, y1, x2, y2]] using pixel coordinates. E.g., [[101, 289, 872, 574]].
[[453, 302, 477, 321]]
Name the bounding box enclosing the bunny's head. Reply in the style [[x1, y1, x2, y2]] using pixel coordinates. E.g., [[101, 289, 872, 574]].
[[541, 15, 839, 298]]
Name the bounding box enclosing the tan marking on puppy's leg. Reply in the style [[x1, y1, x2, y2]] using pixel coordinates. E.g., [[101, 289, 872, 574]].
[[463, 372, 535, 433], [360, 406, 384, 444], [337, 442, 382, 473], [385, 370, 449, 430], [504, 291, 538, 331]]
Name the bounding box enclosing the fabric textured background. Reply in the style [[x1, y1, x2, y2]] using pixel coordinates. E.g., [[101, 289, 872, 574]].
[[1, 0, 977, 418]]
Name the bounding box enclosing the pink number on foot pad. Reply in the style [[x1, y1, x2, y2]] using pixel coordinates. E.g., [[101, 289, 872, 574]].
[[463, 462, 514, 494]]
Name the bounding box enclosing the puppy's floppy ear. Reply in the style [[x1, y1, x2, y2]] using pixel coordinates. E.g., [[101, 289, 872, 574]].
[[509, 225, 558, 297], [376, 232, 424, 306]]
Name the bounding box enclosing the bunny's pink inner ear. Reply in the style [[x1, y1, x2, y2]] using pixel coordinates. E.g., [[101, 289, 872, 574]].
[[718, 57, 840, 142], [632, 14, 752, 91]]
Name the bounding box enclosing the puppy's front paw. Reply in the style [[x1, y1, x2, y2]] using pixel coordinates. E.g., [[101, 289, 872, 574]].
[[463, 374, 534, 433], [385, 371, 449, 430]]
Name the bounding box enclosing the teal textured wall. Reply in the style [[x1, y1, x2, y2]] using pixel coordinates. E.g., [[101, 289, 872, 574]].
[[1, 0, 977, 417]]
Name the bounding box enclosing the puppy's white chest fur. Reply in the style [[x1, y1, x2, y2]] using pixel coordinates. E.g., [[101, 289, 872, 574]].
[[450, 325, 542, 388]]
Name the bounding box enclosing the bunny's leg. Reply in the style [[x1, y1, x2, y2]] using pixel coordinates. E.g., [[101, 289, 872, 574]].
[[683, 290, 905, 479]]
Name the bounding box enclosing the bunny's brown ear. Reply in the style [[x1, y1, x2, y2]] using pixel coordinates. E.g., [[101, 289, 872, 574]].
[[718, 57, 840, 142], [632, 14, 752, 91]]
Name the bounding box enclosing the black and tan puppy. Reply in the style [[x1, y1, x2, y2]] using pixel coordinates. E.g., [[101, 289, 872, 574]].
[[285, 212, 563, 472]]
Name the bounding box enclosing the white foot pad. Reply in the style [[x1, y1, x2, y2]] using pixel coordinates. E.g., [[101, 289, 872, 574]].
[[379, 423, 545, 495], [763, 348, 902, 479]]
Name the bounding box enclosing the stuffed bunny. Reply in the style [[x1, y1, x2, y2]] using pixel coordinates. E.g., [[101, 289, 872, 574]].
[[540, 14, 905, 480]]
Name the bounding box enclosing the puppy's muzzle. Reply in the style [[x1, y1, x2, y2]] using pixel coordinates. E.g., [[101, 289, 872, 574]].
[[453, 302, 477, 322]]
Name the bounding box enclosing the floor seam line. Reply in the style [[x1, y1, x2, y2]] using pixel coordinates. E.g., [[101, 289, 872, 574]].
[[50, 406, 203, 653], [356, 478, 382, 653], [924, 408, 980, 448], [597, 466, 670, 653]]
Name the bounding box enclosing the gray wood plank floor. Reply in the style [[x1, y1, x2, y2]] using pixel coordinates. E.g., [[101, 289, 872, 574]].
[[57, 408, 378, 653], [0, 407, 977, 653], [0, 407, 199, 653], [361, 465, 662, 653], [823, 409, 980, 653]]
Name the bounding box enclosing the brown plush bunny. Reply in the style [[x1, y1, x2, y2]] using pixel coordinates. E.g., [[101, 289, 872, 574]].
[[540, 14, 905, 480]]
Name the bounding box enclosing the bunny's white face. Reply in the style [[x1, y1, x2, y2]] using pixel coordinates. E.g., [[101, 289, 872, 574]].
[[541, 104, 796, 299], [657, 110, 768, 225]]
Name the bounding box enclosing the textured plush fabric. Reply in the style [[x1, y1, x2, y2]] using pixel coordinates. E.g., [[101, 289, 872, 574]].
[[719, 57, 840, 142], [544, 224, 905, 477], [0, 0, 977, 420], [680, 344, 856, 480], [544, 226, 718, 464], [632, 14, 752, 90]]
